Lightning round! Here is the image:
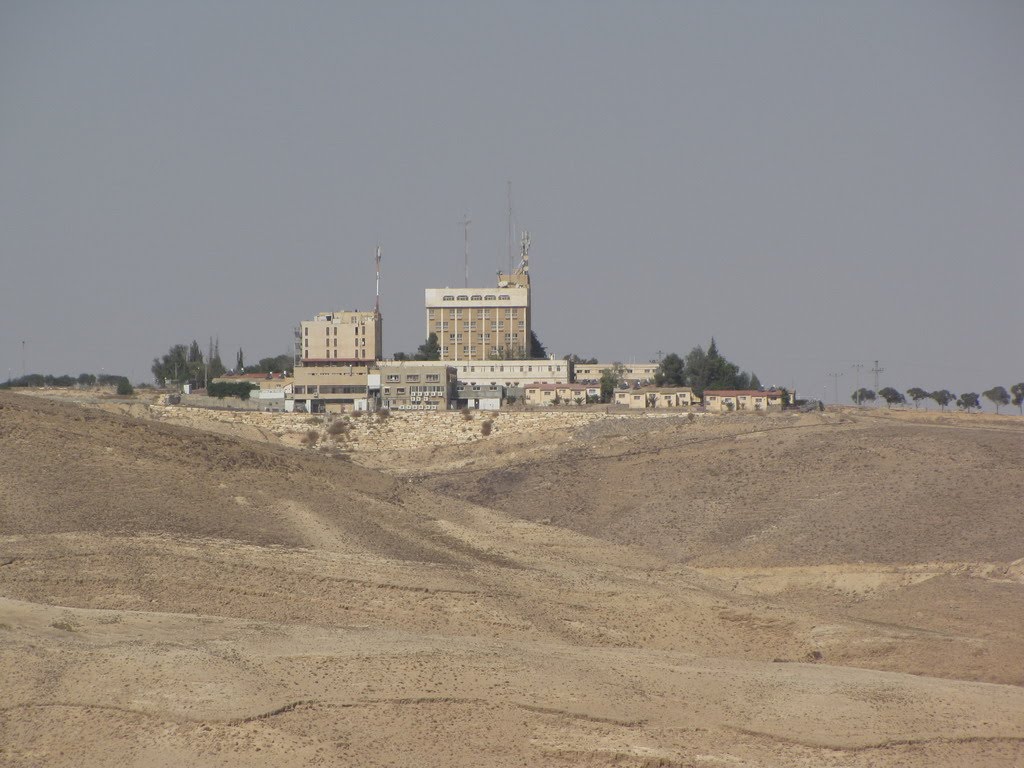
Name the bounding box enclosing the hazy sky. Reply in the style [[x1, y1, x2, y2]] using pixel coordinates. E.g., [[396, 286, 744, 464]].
[[2, 1, 1022, 403]]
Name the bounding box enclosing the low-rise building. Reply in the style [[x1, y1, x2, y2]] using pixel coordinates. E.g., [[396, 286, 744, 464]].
[[572, 362, 659, 385], [703, 389, 785, 412], [376, 361, 456, 411], [292, 365, 369, 413], [523, 382, 596, 406], [613, 386, 700, 410], [456, 383, 504, 411], [378, 357, 570, 389]]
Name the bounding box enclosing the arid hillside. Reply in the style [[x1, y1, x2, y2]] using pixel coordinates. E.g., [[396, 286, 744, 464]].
[[2, 391, 1023, 767]]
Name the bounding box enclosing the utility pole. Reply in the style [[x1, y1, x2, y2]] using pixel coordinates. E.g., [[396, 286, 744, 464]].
[[827, 371, 843, 405], [506, 180, 513, 276], [871, 359, 885, 390], [851, 363, 864, 404], [21, 340, 26, 379], [459, 215, 471, 288], [375, 245, 382, 314]]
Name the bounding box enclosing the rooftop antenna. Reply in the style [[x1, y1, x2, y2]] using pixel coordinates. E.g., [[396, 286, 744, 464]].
[[459, 214, 471, 287], [518, 230, 530, 274], [374, 244, 382, 314]]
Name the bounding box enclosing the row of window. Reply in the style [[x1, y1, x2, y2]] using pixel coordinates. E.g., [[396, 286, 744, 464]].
[[440, 294, 511, 301], [384, 373, 442, 383]]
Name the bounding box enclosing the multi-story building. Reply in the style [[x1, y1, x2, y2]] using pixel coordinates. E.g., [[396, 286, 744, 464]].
[[425, 245, 531, 361], [292, 365, 369, 413], [374, 361, 456, 411], [297, 310, 382, 365], [380, 358, 570, 392], [703, 389, 785, 412], [614, 387, 700, 410]]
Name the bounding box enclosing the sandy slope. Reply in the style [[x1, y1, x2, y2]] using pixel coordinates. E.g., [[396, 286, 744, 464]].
[[2, 391, 1023, 766]]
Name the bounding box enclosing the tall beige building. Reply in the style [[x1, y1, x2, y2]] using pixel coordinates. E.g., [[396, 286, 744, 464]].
[[297, 310, 382, 365], [425, 260, 531, 362]]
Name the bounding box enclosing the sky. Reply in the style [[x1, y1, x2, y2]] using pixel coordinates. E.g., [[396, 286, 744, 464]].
[[2, 1, 1022, 405]]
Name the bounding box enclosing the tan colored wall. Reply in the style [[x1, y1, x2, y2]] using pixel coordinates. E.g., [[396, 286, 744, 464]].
[[425, 278, 530, 361], [299, 310, 382, 363]]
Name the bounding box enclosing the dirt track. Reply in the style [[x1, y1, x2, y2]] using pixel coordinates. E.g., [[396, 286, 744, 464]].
[[2, 391, 1023, 766]]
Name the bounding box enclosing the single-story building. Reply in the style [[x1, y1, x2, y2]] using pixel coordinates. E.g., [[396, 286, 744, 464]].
[[523, 382, 597, 406], [703, 389, 785, 412], [613, 387, 701, 409]]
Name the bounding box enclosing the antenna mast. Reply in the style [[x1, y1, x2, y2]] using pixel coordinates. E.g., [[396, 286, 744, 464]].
[[374, 245, 382, 314], [459, 214, 471, 288], [506, 180, 513, 276]]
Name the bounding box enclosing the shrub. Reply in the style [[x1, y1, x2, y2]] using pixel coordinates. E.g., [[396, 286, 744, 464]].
[[327, 419, 349, 436], [377, 409, 390, 420], [301, 429, 319, 446], [207, 381, 257, 400], [305, 416, 322, 425], [461, 407, 473, 421], [481, 419, 493, 436], [116, 380, 134, 396]]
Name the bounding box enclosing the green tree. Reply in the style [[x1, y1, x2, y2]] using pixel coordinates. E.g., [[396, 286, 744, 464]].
[[236, 348, 244, 372], [563, 354, 598, 364], [152, 344, 189, 386], [748, 372, 762, 390], [654, 353, 686, 387], [930, 390, 955, 412], [116, 379, 134, 396], [906, 387, 929, 409], [415, 332, 441, 361], [77, 373, 97, 386], [599, 365, 623, 403], [956, 392, 980, 411], [983, 386, 1010, 414], [530, 330, 547, 359], [1011, 383, 1024, 415], [208, 337, 226, 380], [878, 387, 905, 408], [188, 340, 203, 364], [852, 388, 876, 405]]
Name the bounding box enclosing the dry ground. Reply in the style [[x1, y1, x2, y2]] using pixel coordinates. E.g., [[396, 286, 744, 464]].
[[2, 391, 1023, 766]]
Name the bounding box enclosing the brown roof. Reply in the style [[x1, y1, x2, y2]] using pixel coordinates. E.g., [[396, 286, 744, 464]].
[[525, 382, 592, 391]]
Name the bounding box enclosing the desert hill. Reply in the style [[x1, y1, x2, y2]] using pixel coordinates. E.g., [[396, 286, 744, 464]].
[[2, 391, 1023, 766]]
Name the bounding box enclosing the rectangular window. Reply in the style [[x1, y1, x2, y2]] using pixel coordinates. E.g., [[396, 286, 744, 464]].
[[397, 388, 406, 394], [406, 374, 420, 382], [386, 374, 400, 382], [426, 374, 440, 382]]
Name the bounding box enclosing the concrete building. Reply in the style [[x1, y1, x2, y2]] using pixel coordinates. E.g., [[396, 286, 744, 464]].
[[456, 383, 504, 411], [703, 389, 785, 412], [572, 362, 659, 386], [376, 361, 456, 411], [292, 365, 369, 413], [377, 358, 570, 391], [523, 382, 596, 406], [613, 386, 700, 410], [297, 310, 382, 365], [425, 240, 531, 361]]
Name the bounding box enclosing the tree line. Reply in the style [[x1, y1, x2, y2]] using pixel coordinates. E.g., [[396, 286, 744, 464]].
[[2, 372, 134, 395], [151, 338, 292, 387], [852, 383, 1024, 413], [587, 338, 765, 404]]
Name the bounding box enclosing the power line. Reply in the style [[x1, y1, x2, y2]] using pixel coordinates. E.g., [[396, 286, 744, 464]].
[[851, 363, 864, 404], [871, 359, 885, 390], [826, 371, 843, 405]]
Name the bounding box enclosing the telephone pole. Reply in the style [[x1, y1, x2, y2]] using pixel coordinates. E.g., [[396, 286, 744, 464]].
[[827, 371, 843, 405], [871, 360, 885, 390], [851, 363, 864, 404]]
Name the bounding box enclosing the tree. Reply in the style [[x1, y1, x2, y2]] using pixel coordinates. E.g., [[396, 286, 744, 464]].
[[415, 332, 441, 361], [684, 338, 753, 396], [878, 387, 905, 408], [748, 372, 761, 390], [1011, 383, 1024, 415], [930, 390, 955, 412], [956, 392, 980, 411], [983, 386, 1010, 414], [906, 387, 929, 409], [852, 388, 876, 405], [599, 365, 623, 403], [188, 340, 203, 364], [77, 373, 96, 386], [152, 344, 189, 386], [563, 354, 598, 364], [208, 337, 226, 380], [654, 353, 686, 387], [236, 348, 244, 372], [530, 330, 547, 359], [116, 379, 134, 396]]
